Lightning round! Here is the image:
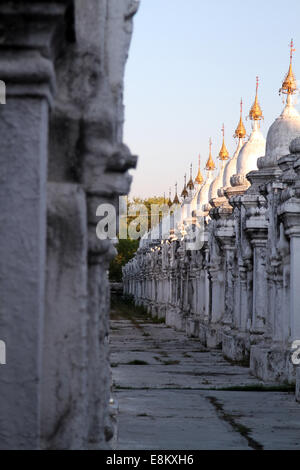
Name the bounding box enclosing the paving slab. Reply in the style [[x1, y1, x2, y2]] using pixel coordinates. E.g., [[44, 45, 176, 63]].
[[116, 390, 249, 450], [110, 308, 300, 450]]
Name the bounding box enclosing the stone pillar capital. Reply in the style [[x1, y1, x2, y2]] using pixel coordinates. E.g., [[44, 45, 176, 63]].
[[245, 222, 268, 242], [0, 0, 74, 105], [0, 1, 73, 53], [0, 51, 55, 104], [249, 237, 268, 248], [278, 199, 300, 238]]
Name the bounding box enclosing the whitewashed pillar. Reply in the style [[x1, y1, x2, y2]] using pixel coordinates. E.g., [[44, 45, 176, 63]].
[[0, 1, 71, 448]]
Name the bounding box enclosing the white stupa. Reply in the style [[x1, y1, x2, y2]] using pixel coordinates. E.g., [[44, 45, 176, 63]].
[[259, 40, 300, 170], [231, 77, 266, 188], [209, 124, 230, 203], [197, 138, 216, 213], [219, 100, 246, 196], [189, 155, 204, 212]]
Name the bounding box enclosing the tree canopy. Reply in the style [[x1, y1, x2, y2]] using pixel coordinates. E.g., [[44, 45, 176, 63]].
[[109, 196, 167, 281]]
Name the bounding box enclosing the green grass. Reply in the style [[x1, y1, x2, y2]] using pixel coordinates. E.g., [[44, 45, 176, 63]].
[[206, 396, 263, 450], [111, 296, 149, 322], [126, 360, 149, 366], [157, 350, 169, 357], [216, 383, 295, 392], [154, 356, 180, 366], [223, 355, 250, 368], [162, 360, 180, 366], [150, 317, 166, 324], [110, 296, 168, 334]]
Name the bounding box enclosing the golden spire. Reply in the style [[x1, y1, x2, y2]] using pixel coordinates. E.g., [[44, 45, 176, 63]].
[[187, 163, 195, 191], [279, 39, 297, 96], [249, 76, 264, 121], [195, 154, 204, 184], [234, 99, 246, 139], [180, 174, 188, 198], [218, 124, 229, 160], [205, 138, 216, 171], [167, 187, 172, 207], [173, 183, 180, 204]]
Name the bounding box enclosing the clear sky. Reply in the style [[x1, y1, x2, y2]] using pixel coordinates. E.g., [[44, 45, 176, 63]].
[[123, 0, 300, 199]]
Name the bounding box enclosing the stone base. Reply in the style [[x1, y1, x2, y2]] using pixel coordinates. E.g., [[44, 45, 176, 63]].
[[198, 323, 207, 346], [165, 309, 186, 331], [198, 324, 222, 349], [157, 306, 166, 320], [109, 396, 119, 450], [222, 331, 250, 365], [147, 302, 159, 318], [146, 303, 152, 315], [110, 282, 123, 296], [186, 317, 200, 338], [140, 299, 150, 310], [296, 368, 300, 402], [148, 303, 167, 320], [206, 325, 223, 349], [250, 344, 295, 384]]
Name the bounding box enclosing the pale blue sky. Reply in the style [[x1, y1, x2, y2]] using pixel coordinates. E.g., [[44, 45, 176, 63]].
[[124, 0, 300, 199]]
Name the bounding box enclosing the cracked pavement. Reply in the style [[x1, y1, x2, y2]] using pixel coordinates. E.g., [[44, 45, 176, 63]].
[[110, 302, 300, 450]]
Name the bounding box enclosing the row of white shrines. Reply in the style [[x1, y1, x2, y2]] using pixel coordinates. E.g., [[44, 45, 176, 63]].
[[123, 49, 300, 401]]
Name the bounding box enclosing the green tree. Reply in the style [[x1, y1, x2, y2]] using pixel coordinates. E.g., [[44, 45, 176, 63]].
[[109, 238, 139, 282], [129, 196, 169, 238], [109, 196, 167, 281]]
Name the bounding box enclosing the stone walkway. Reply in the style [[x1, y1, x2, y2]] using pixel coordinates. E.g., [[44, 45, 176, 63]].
[[110, 302, 300, 450]]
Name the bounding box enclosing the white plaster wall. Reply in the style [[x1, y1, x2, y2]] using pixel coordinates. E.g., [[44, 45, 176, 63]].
[[41, 183, 89, 449]]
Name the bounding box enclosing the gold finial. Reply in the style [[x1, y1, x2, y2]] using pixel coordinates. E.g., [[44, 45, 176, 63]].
[[168, 187, 172, 207], [181, 174, 188, 198], [218, 124, 229, 160], [205, 138, 216, 171], [234, 99, 246, 139], [195, 154, 204, 184], [173, 182, 180, 204], [279, 39, 297, 96], [249, 76, 264, 121], [187, 163, 195, 191]]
